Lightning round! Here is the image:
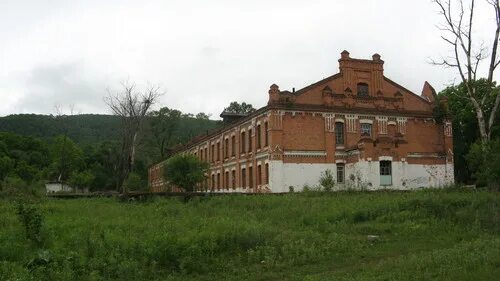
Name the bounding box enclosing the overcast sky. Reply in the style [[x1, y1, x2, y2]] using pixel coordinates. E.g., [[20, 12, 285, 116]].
[[0, 0, 495, 118]]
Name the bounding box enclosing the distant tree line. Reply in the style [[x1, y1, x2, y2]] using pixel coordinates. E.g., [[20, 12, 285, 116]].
[[0, 108, 220, 193]]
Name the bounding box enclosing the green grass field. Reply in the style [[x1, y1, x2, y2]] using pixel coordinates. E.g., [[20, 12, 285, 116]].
[[0, 189, 499, 281]]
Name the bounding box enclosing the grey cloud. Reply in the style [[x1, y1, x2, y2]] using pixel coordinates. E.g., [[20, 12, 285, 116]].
[[16, 62, 108, 115]]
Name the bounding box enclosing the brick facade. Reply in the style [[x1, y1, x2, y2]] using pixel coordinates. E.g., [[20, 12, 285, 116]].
[[149, 51, 454, 192]]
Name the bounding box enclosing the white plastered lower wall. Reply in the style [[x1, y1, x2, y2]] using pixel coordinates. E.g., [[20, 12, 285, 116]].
[[344, 160, 454, 190], [268, 160, 454, 192]]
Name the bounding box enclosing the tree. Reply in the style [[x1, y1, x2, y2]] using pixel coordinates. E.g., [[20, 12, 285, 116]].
[[195, 112, 211, 120], [164, 154, 208, 192], [105, 82, 162, 192], [68, 170, 95, 191], [223, 101, 256, 114], [439, 79, 500, 182], [466, 139, 500, 188], [432, 0, 500, 143], [0, 156, 14, 181], [150, 107, 182, 159], [49, 135, 84, 182]]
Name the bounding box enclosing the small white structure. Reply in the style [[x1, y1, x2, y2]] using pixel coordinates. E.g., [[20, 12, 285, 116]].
[[45, 181, 74, 194]]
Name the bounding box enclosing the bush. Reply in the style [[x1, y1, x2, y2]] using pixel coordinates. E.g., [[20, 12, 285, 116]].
[[123, 172, 145, 192], [15, 203, 43, 244], [165, 154, 209, 192], [0, 176, 43, 199], [466, 139, 500, 189]]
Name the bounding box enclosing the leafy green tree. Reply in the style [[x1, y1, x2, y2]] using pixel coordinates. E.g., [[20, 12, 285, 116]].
[[15, 161, 38, 182], [68, 170, 95, 191], [49, 135, 84, 181], [0, 156, 14, 181], [0, 140, 8, 156], [223, 101, 256, 114], [439, 79, 500, 183], [85, 141, 122, 190], [150, 107, 182, 159], [164, 154, 209, 192], [195, 112, 211, 120], [0, 133, 50, 183]]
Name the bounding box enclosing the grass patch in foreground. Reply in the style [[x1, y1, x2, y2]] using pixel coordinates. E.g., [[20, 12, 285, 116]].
[[0, 189, 498, 281]]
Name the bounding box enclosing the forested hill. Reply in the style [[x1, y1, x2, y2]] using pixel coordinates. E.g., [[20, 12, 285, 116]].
[[0, 114, 220, 145], [0, 114, 121, 144], [0, 112, 220, 191]]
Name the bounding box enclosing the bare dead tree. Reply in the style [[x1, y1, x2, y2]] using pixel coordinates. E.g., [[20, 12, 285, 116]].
[[105, 81, 162, 192], [53, 104, 75, 183], [431, 0, 500, 142]]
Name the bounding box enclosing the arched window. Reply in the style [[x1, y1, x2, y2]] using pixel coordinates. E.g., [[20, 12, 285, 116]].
[[264, 122, 269, 146], [257, 124, 262, 148], [241, 168, 246, 188], [231, 135, 235, 156], [357, 83, 369, 97], [241, 131, 246, 153]]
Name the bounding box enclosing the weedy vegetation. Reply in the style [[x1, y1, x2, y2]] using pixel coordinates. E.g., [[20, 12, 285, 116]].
[[0, 189, 498, 281]]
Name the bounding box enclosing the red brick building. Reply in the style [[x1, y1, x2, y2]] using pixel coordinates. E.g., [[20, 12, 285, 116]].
[[149, 51, 454, 192]]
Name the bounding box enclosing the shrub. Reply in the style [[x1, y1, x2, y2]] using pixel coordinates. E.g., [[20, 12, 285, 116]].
[[0, 176, 43, 199], [123, 172, 145, 192], [466, 139, 500, 189], [15, 203, 43, 244], [319, 169, 335, 191]]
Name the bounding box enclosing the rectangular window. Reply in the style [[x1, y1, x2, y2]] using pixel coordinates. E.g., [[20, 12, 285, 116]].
[[357, 83, 369, 97], [361, 123, 372, 136], [241, 131, 246, 153], [336, 163, 345, 184], [212, 174, 215, 190], [231, 135, 235, 156], [241, 168, 246, 188], [217, 173, 220, 191], [264, 122, 269, 146], [380, 161, 392, 175], [335, 122, 344, 145], [225, 171, 229, 189], [380, 161, 392, 186]]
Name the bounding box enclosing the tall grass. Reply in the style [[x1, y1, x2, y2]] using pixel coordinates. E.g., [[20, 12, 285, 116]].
[[0, 189, 498, 281]]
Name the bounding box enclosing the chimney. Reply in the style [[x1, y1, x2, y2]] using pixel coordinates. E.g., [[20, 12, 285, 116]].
[[268, 84, 280, 105]]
